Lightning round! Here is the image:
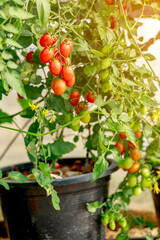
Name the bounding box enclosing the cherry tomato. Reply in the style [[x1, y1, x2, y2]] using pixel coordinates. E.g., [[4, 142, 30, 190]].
[[140, 105, 147, 115], [115, 142, 125, 155], [65, 75, 75, 87], [40, 48, 54, 63], [55, 162, 60, 169], [26, 51, 34, 63], [62, 66, 74, 82], [53, 47, 60, 59], [51, 78, 66, 95], [110, 17, 118, 29], [69, 90, 80, 106], [119, 132, 126, 139], [109, 220, 116, 231], [81, 113, 91, 123], [128, 162, 140, 173], [75, 101, 88, 115], [130, 148, 141, 161], [62, 57, 71, 66], [128, 141, 139, 149], [64, 39, 73, 52], [17, 93, 24, 100], [60, 42, 71, 58], [135, 131, 142, 139], [49, 60, 62, 76], [128, 175, 138, 188], [141, 178, 152, 189], [123, 157, 133, 170], [118, 219, 127, 228], [128, 110, 133, 117], [123, 3, 127, 11], [105, 0, 114, 5], [101, 214, 109, 225], [86, 90, 98, 103], [141, 167, 150, 177], [40, 33, 57, 47], [133, 186, 142, 196], [71, 122, 80, 131]]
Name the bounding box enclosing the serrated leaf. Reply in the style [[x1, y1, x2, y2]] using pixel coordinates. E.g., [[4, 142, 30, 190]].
[[122, 124, 137, 147], [91, 153, 108, 181], [143, 124, 152, 139], [13, 0, 25, 6], [9, 171, 28, 183], [47, 141, 76, 156], [86, 201, 102, 213], [51, 187, 60, 210], [7, 61, 18, 69], [0, 109, 12, 124], [140, 96, 158, 107], [101, 58, 112, 70], [2, 24, 19, 34], [99, 129, 108, 152], [0, 179, 10, 190], [91, 49, 104, 57], [84, 65, 96, 76], [5, 38, 23, 48], [9, 7, 35, 19], [36, 0, 50, 28], [119, 114, 131, 122]]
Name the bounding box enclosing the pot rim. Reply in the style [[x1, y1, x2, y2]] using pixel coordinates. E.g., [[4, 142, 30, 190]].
[[1, 158, 118, 187]]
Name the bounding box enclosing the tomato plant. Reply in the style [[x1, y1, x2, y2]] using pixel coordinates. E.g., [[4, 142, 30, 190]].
[[40, 33, 57, 47], [40, 48, 54, 63], [49, 60, 62, 76]]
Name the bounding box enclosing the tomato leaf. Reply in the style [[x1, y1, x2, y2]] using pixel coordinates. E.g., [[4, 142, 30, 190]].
[[0, 109, 12, 124], [121, 124, 137, 147], [51, 187, 60, 211], [84, 65, 96, 76], [86, 201, 102, 213], [140, 96, 158, 107], [91, 153, 108, 182], [2, 24, 19, 34], [8, 171, 29, 183], [47, 141, 76, 157], [36, 0, 51, 28], [0, 180, 10, 190], [9, 6, 35, 19]]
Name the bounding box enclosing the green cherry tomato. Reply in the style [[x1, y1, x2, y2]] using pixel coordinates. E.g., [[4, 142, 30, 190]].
[[71, 123, 80, 131], [101, 214, 109, 225], [102, 80, 112, 93], [128, 175, 138, 188], [140, 105, 147, 115], [119, 218, 127, 228], [100, 70, 109, 81], [141, 178, 152, 189], [122, 223, 130, 232], [141, 167, 150, 177], [123, 157, 133, 170], [133, 186, 142, 196], [109, 220, 116, 231], [65, 113, 73, 122], [128, 109, 133, 117]]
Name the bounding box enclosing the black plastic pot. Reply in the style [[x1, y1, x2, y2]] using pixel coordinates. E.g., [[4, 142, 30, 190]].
[[152, 167, 160, 228], [0, 158, 117, 240]]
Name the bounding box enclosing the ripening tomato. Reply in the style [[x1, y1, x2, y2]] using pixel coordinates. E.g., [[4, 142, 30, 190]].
[[141, 167, 150, 177], [64, 39, 73, 52], [40, 33, 57, 47], [128, 162, 140, 173], [62, 66, 74, 82], [141, 178, 152, 189], [81, 113, 91, 123], [26, 51, 34, 63], [109, 220, 116, 231], [133, 186, 142, 196], [105, 0, 114, 5], [123, 157, 133, 170], [115, 142, 125, 154], [135, 131, 142, 139], [69, 90, 80, 106], [62, 57, 71, 66], [17, 93, 24, 100], [60, 42, 71, 58], [65, 75, 75, 87], [86, 90, 98, 103], [49, 60, 62, 76], [123, 3, 127, 11], [51, 78, 66, 95], [130, 148, 141, 161], [55, 162, 60, 169], [71, 122, 80, 131], [110, 17, 118, 29], [40, 48, 54, 63], [140, 105, 147, 115], [128, 175, 138, 188], [119, 132, 126, 139], [75, 101, 88, 115], [128, 141, 139, 149]]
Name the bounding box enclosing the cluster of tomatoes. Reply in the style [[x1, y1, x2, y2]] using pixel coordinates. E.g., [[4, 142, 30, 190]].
[[39, 33, 74, 95], [115, 131, 141, 174], [105, 0, 127, 29], [68, 90, 98, 128]]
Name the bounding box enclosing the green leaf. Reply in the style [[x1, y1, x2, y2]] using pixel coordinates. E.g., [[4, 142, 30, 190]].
[[144, 53, 156, 61], [84, 65, 96, 76], [2, 50, 13, 60], [91, 49, 104, 57], [47, 141, 76, 156], [25, 85, 43, 100], [106, 119, 121, 131], [0, 170, 2, 178], [146, 137, 160, 154], [86, 201, 102, 213], [13, 0, 25, 6], [8, 171, 28, 183], [140, 96, 158, 107], [32, 168, 52, 187], [30, 74, 42, 85], [9, 6, 35, 19], [0, 109, 12, 124], [17, 97, 30, 109], [2, 24, 19, 34], [36, 0, 51, 28], [39, 162, 50, 175], [7, 61, 18, 69], [0, 179, 10, 190], [27, 139, 37, 162], [94, 95, 104, 106], [2, 69, 26, 98], [5, 38, 23, 48], [91, 153, 108, 181], [119, 114, 131, 122], [46, 94, 66, 113], [101, 58, 112, 70], [110, 148, 121, 162], [98, 129, 108, 151], [143, 124, 152, 139], [51, 187, 60, 210], [122, 77, 137, 86], [122, 124, 137, 147]]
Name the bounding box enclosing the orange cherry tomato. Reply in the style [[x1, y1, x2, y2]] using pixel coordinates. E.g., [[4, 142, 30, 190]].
[[130, 148, 141, 161], [51, 78, 66, 95], [128, 141, 139, 149], [128, 162, 140, 173], [119, 132, 126, 139], [115, 142, 125, 154], [135, 131, 142, 139]]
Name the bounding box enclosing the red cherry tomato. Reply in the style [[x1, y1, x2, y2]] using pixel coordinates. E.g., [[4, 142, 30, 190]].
[[135, 131, 142, 139], [86, 90, 97, 103], [130, 148, 141, 161], [75, 101, 88, 115], [119, 132, 126, 139], [65, 75, 75, 87], [26, 51, 34, 63], [105, 0, 114, 5], [60, 42, 71, 58], [110, 17, 118, 29], [128, 141, 139, 149], [64, 39, 73, 52], [69, 90, 80, 106], [17, 93, 24, 100], [55, 163, 60, 169], [62, 57, 72, 66], [62, 66, 74, 82], [123, 3, 127, 11], [128, 162, 140, 173], [40, 33, 57, 47], [51, 78, 66, 95], [115, 142, 125, 154], [49, 60, 62, 76], [40, 48, 54, 63]]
